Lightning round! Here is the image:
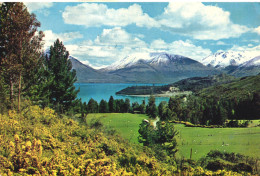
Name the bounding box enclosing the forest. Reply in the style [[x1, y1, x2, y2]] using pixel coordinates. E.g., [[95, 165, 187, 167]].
[[0, 2, 259, 175]]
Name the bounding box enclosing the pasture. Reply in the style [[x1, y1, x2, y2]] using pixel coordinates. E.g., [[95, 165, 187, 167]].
[[174, 123, 260, 160], [86, 113, 146, 143], [86, 113, 260, 160]]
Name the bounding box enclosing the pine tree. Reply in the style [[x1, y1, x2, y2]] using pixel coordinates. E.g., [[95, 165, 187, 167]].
[[46, 39, 79, 113], [99, 99, 109, 113], [87, 98, 99, 113], [108, 96, 115, 113], [146, 96, 158, 118], [123, 98, 131, 113]]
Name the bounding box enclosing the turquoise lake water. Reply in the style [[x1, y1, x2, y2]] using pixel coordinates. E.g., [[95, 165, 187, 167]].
[[75, 83, 170, 105]]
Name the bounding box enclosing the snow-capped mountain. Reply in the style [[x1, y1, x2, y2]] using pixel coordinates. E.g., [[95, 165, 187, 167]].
[[100, 52, 220, 83], [104, 52, 188, 71], [202, 51, 258, 68]]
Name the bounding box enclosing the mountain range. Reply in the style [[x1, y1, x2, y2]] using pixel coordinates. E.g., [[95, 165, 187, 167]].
[[70, 51, 260, 83]]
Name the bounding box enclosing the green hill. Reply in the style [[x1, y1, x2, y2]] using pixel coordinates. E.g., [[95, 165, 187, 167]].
[[116, 73, 236, 95], [197, 74, 260, 100]]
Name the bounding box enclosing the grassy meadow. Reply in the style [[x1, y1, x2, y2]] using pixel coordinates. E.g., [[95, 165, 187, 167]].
[[87, 113, 260, 160], [86, 113, 147, 143], [174, 123, 260, 160]]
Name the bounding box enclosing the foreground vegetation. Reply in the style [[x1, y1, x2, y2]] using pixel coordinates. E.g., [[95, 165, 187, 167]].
[[1, 106, 258, 175], [0, 105, 178, 175]]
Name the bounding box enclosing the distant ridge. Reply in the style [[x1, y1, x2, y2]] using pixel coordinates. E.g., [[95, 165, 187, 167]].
[[69, 56, 122, 83], [70, 52, 259, 83]]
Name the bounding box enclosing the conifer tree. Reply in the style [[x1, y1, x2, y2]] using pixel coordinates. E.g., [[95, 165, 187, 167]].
[[99, 99, 109, 113], [146, 96, 158, 118], [46, 39, 79, 113], [108, 96, 116, 112], [87, 98, 99, 113]]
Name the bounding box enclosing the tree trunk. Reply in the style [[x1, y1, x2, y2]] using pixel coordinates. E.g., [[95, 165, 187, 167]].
[[18, 72, 21, 112], [10, 78, 14, 109]]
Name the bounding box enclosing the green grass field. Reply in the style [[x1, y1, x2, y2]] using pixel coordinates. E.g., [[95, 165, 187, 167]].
[[174, 123, 260, 160], [87, 113, 260, 160], [87, 113, 147, 143]]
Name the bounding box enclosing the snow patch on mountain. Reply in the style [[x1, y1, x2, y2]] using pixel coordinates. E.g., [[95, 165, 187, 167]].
[[202, 51, 258, 68], [239, 56, 260, 67]]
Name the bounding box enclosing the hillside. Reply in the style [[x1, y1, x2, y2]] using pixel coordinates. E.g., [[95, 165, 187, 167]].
[[0, 106, 177, 175], [116, 74, 236, 95], [197, 73, 260, 100]]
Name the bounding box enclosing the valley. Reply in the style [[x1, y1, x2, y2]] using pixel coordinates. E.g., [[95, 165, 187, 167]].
[[86, 113, 260, 160]]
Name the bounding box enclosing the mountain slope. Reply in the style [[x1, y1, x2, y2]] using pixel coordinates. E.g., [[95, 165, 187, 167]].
[[69, 56, 122, 83], [230, 56, 260, 77]]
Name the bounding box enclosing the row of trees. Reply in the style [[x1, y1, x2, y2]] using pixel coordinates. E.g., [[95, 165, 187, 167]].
[[80, 96, 146, 115], [0, 3, 79, 114], [152, 92, 260, 126]]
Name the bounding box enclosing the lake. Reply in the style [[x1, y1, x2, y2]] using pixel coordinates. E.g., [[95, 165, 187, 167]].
[[75, 83, 170, 105]]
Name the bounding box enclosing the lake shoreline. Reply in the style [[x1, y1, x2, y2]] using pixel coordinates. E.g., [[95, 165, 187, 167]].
[[118, 91, 192, 98]]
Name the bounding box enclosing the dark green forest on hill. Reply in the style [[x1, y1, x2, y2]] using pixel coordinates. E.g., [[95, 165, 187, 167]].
[[0, 2, 259, 175], [116, 73, 236, 95]]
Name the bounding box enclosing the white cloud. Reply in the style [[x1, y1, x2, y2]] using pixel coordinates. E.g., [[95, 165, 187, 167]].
[[65, 28, 149, 66], [230, 44, 260, 57], [95, 27, 147, 48], [62, 3, 158, 28], [44, 28, 212, 68], [43, 30, 83, 50], [24, 2, 53, 15], [216, 41, 226, 45], [61, 2, 250, 41], [157, 2, 249, 40], [254, 26, 260, 35]]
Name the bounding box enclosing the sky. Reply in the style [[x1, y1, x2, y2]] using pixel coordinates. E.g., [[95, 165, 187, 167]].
[[24, 2, 260, 69]]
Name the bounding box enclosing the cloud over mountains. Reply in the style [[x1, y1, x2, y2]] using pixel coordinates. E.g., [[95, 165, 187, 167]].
[[28, 2, 260, 68], [62, 2, 249, 40]]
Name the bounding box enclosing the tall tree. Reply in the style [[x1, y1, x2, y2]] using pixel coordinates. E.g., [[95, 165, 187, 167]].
[[87, 98, 99, 113], [146, 96, 158, 118], [99, 99, 109, 113], [123, 98, 131, 113], [46, 39, 79, 113], [0, 2, 44, 111], [108, 96, 115, 113]]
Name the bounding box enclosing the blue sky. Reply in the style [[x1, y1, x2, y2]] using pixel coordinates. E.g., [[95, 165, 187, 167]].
[[24, 2, 260, 68]]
